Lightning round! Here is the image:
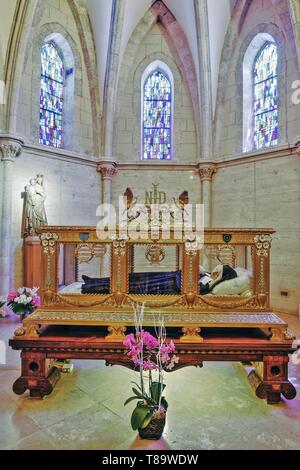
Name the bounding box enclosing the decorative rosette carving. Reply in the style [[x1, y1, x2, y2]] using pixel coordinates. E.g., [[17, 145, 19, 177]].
[[184, 234, 202, 256], [112, 237, 127, 256], [254, 234, 272, 257], [39, 232, 59, 255]]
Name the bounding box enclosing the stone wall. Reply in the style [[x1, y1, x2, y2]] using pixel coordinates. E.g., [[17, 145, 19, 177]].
[[210, 0, 300, 314], [212, 151, 300, 315], [11, 148, 99, 287], [112, 168, 200, 206]]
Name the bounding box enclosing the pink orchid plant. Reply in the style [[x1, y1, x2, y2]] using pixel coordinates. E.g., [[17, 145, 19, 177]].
[[7, 287, 41, 319], [124, 304, 179, 432]]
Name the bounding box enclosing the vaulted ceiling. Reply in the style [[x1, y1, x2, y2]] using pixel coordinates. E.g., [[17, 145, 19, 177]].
[[85, 0, 233, 110], [0, 0, 233, 111]]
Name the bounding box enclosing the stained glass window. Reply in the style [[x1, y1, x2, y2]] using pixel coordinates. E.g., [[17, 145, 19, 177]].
[[39, 43, 64, 147], [253, 42, 278, 150], [143, 70, 172, 160]]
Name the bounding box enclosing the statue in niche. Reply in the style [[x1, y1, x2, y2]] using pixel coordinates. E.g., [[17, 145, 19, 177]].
[[22, 174, 48, 238]]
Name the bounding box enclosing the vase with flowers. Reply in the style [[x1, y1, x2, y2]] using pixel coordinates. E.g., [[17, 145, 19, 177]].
[[7, 287, 41, 321], [123, 304, 179, 440]]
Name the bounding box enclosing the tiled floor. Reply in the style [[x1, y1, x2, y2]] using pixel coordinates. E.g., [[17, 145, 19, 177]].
[[0, 312, 299, 450]]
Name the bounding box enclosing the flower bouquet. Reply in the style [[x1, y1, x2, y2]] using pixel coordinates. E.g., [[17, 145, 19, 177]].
[[124, 304, 179, 440], [7, 287, 41, 320]]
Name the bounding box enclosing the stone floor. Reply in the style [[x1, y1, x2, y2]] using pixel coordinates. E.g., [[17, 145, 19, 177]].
[[0, 312, 299, 450]]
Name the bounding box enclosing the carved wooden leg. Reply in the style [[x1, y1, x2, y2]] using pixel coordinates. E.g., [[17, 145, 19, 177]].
[[255, 355, 296, 405], [180, 326, 203, 343], [12, 351, 61, 398]]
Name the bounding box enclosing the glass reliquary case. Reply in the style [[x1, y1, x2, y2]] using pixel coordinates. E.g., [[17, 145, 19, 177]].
[[37, 225, 274, 314]]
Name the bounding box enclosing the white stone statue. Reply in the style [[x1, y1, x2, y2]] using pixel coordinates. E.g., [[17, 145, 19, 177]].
[[22, 174, 48, 237]]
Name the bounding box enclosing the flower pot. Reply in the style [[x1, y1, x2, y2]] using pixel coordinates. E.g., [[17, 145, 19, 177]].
[[138, 410, 166, 440]]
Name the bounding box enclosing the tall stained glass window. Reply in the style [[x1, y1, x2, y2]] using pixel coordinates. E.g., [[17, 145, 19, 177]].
[[39, 43, 64, 147], [253, 42, 278, 150], [143, 70, 172, 160]]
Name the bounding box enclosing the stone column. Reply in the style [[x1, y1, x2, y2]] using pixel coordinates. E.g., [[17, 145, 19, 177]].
[[194, 0, 213, 162], [96, 160, 118, 277], [198, 163, 216, 228], [0, 138, 22, 294], [97, 160, 118, 205]]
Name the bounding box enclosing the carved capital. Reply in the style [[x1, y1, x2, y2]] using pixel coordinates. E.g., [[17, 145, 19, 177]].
[[181, 326, 203, 343], [0, 141, 22, 162], [198, 164, 217, 182], [97, 161, 118, 180], [105, 325, 127, 342]]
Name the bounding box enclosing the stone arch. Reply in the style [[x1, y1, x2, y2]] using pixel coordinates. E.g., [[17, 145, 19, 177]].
[[30, 22, 83, 151], [0, 38, 5, 110], [5, 0, 39, 133]]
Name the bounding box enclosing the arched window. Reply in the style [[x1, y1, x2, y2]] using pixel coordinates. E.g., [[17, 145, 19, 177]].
[[39, 43, 64, 148], [253, 42, 278, 150], [143, 69, 172, 160]]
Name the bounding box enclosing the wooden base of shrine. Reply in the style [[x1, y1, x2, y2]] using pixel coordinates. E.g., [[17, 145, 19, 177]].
[[9, 326, 297, 404], [23, 236, 42, 288]]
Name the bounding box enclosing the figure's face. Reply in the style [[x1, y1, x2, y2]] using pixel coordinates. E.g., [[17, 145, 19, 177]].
[[36, 176, 43, 184]]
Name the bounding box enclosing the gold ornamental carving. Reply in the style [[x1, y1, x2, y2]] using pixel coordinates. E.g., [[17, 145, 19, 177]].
[[16, 323, 40, 338], [44, 290, 114, 308], [105, 325, 127, 341], [112, 238, 127, 256], [75, 243, 107, 264], [14, 327, 26, 337], [145, 244, 166, 265], [39, 232, 59, 255], [270, 328, 297, 343], [181, 326, 203, 343], [254, 234, 272, 257], [184, 235, 202, 256]]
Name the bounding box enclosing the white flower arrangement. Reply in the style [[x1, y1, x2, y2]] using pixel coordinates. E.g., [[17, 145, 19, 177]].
[[7, 287, 41, 319]]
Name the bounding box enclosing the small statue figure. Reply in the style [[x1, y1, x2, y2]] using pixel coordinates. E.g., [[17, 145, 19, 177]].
[[124, 187, 137, 210], [22, 174, 48, 238]]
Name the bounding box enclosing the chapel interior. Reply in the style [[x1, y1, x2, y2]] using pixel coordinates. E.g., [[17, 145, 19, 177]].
[[0, 0, 300, 451]]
